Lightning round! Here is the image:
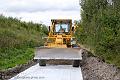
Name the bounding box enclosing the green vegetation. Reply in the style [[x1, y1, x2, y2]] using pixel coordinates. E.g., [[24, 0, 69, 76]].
[[76, 0, 120, 67], [0, 15, 47, 70]]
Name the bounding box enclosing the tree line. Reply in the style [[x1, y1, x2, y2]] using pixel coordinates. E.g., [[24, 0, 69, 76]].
[[76, 0, 120, 67]]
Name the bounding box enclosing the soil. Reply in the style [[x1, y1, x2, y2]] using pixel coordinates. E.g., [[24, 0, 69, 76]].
[[81, 49, 120, 80]]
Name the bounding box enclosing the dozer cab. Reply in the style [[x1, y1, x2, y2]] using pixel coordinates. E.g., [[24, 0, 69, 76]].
[[44, 19, 76, 48], [34, 19, 82, 67]]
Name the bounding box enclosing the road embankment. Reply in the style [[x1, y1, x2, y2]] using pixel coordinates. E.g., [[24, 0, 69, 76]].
[[81, 49, 120, 80]]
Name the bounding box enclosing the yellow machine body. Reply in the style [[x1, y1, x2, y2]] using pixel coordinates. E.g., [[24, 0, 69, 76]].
[[44, 19, 76, 48]]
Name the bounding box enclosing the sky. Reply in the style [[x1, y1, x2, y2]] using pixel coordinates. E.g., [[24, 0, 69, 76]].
[[0, 0, 81, 25]]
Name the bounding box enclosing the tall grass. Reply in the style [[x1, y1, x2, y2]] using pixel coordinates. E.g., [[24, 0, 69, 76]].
[[0, 15, 47, 70]]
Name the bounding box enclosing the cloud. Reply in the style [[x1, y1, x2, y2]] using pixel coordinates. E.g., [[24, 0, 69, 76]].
[[0, 0, 80, 12], [3, 10, 80, 25], [0, 0, 81, 25]]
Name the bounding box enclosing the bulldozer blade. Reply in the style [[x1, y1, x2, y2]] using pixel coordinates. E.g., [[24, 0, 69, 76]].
[[34, 48, 82, 60]]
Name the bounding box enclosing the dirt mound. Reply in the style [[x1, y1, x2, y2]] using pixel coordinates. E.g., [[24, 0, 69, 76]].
[[81, 50, 120, 80]]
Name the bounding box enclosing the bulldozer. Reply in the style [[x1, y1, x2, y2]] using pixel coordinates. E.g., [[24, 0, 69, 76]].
[[34, 19, 82, 67], [44, 19, 76, 48]]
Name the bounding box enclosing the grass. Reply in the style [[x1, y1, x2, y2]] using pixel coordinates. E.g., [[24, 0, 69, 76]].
[[0, 48, 34, 70], [0, 15, 46, 70]]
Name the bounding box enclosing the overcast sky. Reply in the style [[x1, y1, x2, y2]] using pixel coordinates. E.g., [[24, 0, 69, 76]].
[[0, 0, 81, 25]]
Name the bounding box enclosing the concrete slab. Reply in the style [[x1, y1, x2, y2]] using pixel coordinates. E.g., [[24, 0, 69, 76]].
[[9, 64, 83, 80], [34, 48, 82, 60]]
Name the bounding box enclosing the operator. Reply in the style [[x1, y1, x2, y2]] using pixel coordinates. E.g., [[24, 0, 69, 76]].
[[59, 25, 65, 34]]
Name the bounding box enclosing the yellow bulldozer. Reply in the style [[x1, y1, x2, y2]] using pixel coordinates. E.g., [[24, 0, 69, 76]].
[[44, 19, 77, 48], [34, 19, 82, 67]]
